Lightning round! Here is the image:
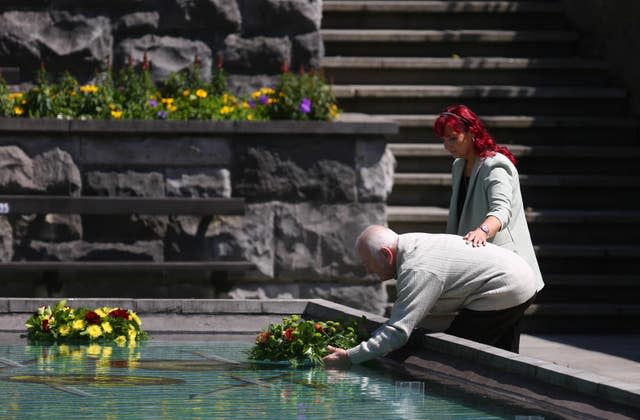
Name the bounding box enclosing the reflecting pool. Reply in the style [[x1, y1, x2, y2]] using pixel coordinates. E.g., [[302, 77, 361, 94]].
[[0, 341, 547, 419]]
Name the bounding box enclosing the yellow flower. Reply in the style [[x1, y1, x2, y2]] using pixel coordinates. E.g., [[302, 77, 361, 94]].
[[260, 87, 275, 95], [72, 319, 86, 330], [86, 324, 102, 339], [182, 89, 190, 97], [129, 312, 142, 326], [8, 92, 23, 100], [223, 93, 237, 104], [58, 344, 70, 356], [242, 101, 250, 109], [79, 84, 98, 94], [111, 110, 122, 119], [247, 113, 254, 121], [196, 89, 208, 98], [128, 325, 137, 342], [95, 308, 107, 318], [167, 104, 177, 112], [161, 97, 174, 105], [114, 335, 127, 347], [87, 343, 102, 356], [57, 324, 71, 336], [13, 107, 24, 116], [219, 106, 233, 116], [329, 104, 339, 118], [101, 321, 113, 334]]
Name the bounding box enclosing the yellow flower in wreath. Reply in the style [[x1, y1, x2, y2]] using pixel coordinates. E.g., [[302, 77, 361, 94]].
[[72, 319, 86, 331], [57, 324, 71, 337], [128, 325, 137, 342], [101, 321, 113, 334], [114, 335, 127, 347], [130, 312, 142, 326], [86, 324, 102, 339]]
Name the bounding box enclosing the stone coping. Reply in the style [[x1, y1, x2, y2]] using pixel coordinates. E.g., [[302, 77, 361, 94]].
[[0, 114, 398, 135], [0, 297, 637, 413]]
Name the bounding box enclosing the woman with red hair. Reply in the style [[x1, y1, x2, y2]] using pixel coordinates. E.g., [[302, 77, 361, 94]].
[[433, 104, 543, 292]]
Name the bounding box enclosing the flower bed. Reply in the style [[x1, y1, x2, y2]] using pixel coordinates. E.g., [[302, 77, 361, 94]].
[[0, 57, 339, 122], [24, 300, 148, 346]]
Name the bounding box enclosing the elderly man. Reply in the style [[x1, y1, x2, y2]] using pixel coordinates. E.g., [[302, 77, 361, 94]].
[[323, 225, 544, 369]]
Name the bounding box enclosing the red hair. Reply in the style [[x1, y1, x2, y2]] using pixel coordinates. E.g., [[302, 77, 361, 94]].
[[433, 104, 517, 165]]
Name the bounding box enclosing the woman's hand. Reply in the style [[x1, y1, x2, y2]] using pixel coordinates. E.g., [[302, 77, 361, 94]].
[[322, 345, 352, 369], [463, 228, 488, 247]]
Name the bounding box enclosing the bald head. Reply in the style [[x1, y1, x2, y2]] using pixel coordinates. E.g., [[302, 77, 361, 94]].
[[355, 225, 398, 280]]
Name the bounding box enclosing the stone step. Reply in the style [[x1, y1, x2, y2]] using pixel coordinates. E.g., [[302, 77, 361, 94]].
[[375, 113, 640, 144], [322, 29, 579, 57], [322, 56, 611, 86], [333, 84, 628, 115], [387, 206, 640, 244], [323, 1, 568, 30], [388, 143, 640, 174], [381, 302, 640, 333], [537, 275, 640, 304], [388, 274, 640, 304], [522, 303, 640, 333], [389, 174, 640, 209]]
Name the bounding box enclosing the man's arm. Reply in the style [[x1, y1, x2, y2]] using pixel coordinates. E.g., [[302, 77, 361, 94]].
[[324, 269, 443, 368]]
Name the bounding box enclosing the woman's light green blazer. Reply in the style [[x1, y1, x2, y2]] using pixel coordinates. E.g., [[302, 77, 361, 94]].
[[446, 152, 544, 291]]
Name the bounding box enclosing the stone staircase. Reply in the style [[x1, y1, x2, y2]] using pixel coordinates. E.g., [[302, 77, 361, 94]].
[[321, 0, 640, 333]]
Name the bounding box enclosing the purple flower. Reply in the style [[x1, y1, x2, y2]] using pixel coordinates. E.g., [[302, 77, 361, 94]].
[[148, 99, 158, 108], [258, 95, 268, 105], [156, 110, 167, 119], [248, 99, 256, 108], [299, 98, 311, 114]]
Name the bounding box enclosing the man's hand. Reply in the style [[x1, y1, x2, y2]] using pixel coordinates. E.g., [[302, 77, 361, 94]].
[[322, 345, 352, 369]]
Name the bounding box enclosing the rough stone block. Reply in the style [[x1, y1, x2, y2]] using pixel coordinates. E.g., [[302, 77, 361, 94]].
[[273, 202, 386, 281], [356, 140, 396, 202], [222, 34, 291, 74], [165, 169, 231, 198], [166, 203, 274, 277], [115, 35, 212, 82], [239, 0, 321, 36], [0, 216, 13, 262], [0, 146, 40, 193]]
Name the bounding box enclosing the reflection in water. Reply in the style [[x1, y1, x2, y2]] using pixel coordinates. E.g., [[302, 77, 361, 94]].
[[0, 342, 547, 420], [6, 374, 184, 386]]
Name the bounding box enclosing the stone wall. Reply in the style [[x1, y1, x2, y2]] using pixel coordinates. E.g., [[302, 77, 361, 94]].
[[561, 0, 640, 115], [0, 0, 323, 94], [0, 115, 397, 314]]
